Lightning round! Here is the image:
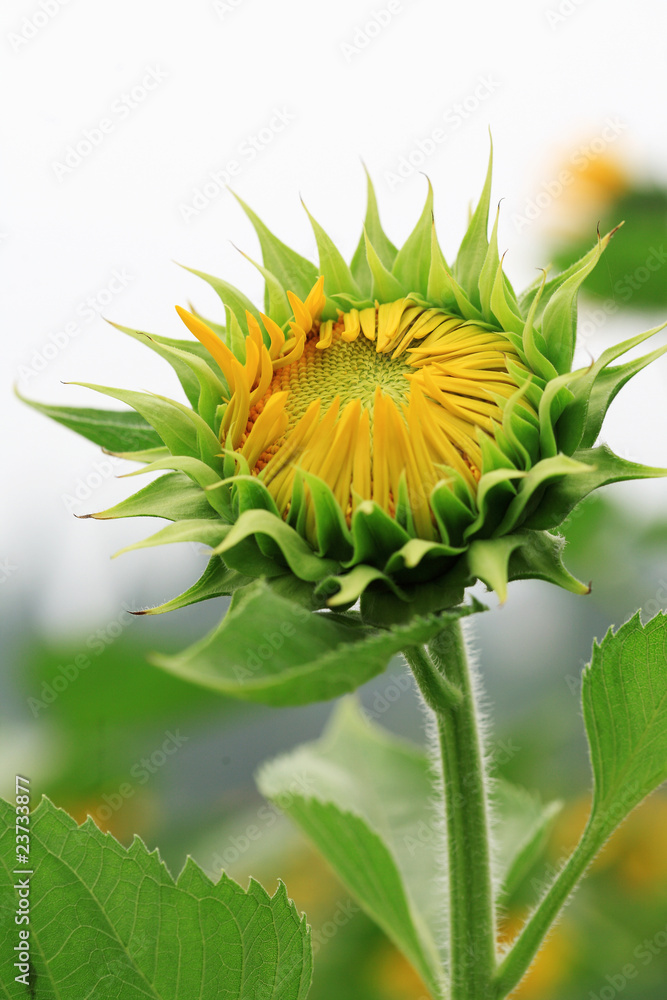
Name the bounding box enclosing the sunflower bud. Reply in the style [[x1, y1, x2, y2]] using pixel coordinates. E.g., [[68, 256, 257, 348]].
[[23, 148, 667, 629]]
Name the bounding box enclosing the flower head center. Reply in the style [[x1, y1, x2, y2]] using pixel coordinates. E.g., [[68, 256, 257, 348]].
[[272, 319, 412, 431], [180, 277, 530, 539]]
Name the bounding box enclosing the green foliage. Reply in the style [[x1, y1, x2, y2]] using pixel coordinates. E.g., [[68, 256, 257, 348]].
[[583, 612, 667, 842], [257, 699, 561, 999], [0, 798, 311, 998], [150, 580, 468, 706], [257, 699, 445, 998], [17, 390, 162, 453], [495, 612, 667, 998]]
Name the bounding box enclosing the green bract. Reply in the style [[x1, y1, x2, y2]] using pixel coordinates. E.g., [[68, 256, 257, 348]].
[[23, 149, 667, 693]]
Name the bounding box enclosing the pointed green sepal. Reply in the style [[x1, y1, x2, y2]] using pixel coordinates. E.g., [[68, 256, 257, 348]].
[[213, 508, 339, 581], [455, 141, 493, 305], [79, 472, 219, 521], [17, 387, 162, 453], [364, 230, 407, 301], [351, 165, 398, 294], [391, 178, 434, 296], [303, 201, 362, 311], [113, 518, 230, 559], [132, 557, 254, 616], [524, 445, 667, 531], [231, 190, 319, 301], [234, 246, 292, 327], [556, 320, 667, 453], [109, 321, 228, 408], [180, 263, 260, 335], [540, 226, 618, 373], [507, 529, 590, 595]]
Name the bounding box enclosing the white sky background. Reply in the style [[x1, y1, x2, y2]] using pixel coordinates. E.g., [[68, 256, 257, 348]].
[[2, 0, 667, 632]]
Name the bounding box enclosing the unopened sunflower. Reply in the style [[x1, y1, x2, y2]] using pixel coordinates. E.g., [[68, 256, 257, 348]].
[[24, 151, 667, 627]]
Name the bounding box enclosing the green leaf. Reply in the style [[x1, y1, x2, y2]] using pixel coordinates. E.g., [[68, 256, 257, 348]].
[[466, 535, 523, 603], [322, 564, 406, 608], [231, 191, 320, 302], [493, 610, 667, 1000], [0, 797, 312, 999], [489, 260, 525, 336], [583, 611, 667, 843], [577, 344, 667, 450], [257, 699, 445, 999], [519, 228, 619, 318], [495, 453, 593, 535], [129, 333, 229, 430], [150, 579, 455, 705], [359, 571, 472, 629], [17, 389, 162, 453], [257, 700, 562, 998], [110, 445, 172, 463], [83, 471, 219, 521]]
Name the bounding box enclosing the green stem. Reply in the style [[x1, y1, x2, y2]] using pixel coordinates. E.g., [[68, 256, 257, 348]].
[[406, 619, 496, 1000], [492, 822, 599, 998]]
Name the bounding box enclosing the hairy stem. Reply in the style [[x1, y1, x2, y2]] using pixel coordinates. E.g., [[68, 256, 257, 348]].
[[493, 822, 599, 997], [406, 620, 496, 1000]]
